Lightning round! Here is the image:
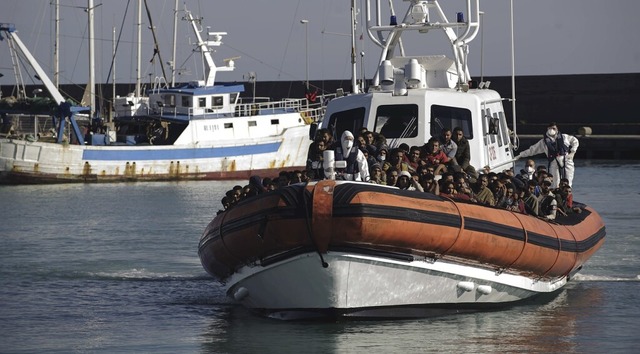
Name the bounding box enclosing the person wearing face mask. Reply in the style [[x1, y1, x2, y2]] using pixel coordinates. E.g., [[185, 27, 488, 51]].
[[513, 159, 537, 190], [523, 159, 537, 179], [376, 146, 388, 164], [334, 130, 370, 182], [515, 122, 579, 188]]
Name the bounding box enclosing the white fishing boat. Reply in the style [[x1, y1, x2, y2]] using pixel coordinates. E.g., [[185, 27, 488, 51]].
[[198, 0, 606, 320], [0, 9, 327, 184]]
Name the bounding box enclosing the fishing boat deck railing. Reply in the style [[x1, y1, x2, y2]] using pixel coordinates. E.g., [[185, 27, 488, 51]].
[[232, 93, 337, 122], [234, 97, 307, 116], [0, 113, 92, 141]]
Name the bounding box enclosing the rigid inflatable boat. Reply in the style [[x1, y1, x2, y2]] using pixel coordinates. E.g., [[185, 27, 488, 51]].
[[198, 0, 606, 319], [198, 180, 605, 319]]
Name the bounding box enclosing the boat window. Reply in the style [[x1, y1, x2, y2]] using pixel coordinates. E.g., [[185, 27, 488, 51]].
[[271, 119, 280, 125], [498, 111, 510, 147], [229, 93, 239, 104], [162, 94, 176, 107], [494, 112, 504, 147], [181, 96, 191, 107], [484, 108, 496, 144], [327, 107, 366, 140], [248, 121, 257, 127], [224, 123, 233, 129], [430, 105, 473, 139], [374, 104, 418, 138], [212, 96, 224, 108], [198, 97, 206, 108], [481, 108, 488, 144]]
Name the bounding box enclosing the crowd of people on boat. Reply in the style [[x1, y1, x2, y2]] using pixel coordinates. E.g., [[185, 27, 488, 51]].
[[219, 123, 580, 221]]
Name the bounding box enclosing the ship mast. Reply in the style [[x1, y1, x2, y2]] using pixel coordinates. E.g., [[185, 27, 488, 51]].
[[88, 0, 96, 117], [183, 6, 234, 87], [350, 0, 359, 93], [171, 0, 179, 87], [54, 0, 60, 88], [135, 0, 142, 97]]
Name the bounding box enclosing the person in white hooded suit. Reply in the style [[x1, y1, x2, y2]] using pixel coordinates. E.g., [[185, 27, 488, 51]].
[[516, 122, 579, 188], [334, 130, 370, 182]]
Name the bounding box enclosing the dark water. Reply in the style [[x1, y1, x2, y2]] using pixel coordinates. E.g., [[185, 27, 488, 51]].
[[1, 160, 639, 353]]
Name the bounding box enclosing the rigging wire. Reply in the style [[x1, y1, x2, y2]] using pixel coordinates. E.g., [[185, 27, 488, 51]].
[[104, 0, 132, 88], [143, 0, 168, 84], [32, 2, 48, 56], [276, 0, 305, 98], [68, 13, 88, 86], [224, 44, 297, 81], [277, 0, 302, 82]]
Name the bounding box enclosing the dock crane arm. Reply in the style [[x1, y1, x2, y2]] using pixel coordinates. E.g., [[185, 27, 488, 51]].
[[1, 23, 65, 105], [1, 23, 86, 145]]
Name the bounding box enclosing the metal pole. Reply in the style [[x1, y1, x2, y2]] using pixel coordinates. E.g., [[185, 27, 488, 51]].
[[112, 26, 116, 123], [171, 0, 178, 87], [479, 11, 484, 84], [54, 0, 59, 88], [88, 0, 95, 117], [306, 23, 309, 91], [510, 0, 517, 134], [300, 20, 309, 91], [136, 0, 142, 97], [360, 51, 365, 92], [350, 0, 358, 94]]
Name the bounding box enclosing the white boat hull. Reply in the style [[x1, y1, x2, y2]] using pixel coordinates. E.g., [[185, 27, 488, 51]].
[[222, 251, 568, 320], [0, 124, 311, 183]]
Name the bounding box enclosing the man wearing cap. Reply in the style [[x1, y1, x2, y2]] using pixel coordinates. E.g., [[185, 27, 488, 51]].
[[369, 162, 386, 184], [396, 171, 424, 191], [515, 122, 579, 188]]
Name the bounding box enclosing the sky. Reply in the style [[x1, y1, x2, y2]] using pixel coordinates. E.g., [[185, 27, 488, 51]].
[[1, 0, 639, 92]]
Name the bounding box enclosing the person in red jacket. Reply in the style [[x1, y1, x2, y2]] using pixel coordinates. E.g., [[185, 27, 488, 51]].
[[422, 137, 448, 175]]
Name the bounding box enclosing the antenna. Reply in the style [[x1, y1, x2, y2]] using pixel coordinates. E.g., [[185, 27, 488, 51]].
[[223, 56, 241, 68], [246, 71, 257, 103], [510, 0, 518, 150]]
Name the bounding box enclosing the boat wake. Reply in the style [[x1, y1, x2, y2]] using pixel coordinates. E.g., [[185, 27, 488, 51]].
[[89, 268, 210, 281], [573, 273, 640, 282]]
